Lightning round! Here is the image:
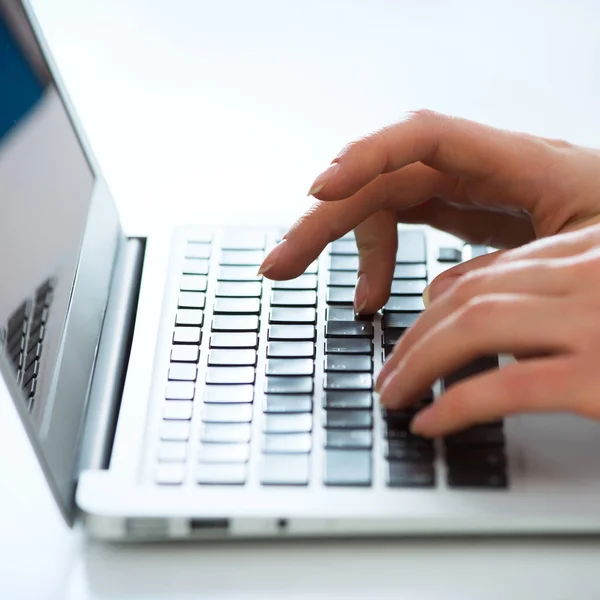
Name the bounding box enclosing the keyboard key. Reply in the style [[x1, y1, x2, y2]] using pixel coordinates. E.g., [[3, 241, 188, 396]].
[[268, 325, 316, 341], [182, 258, 209, 275], [199, 423, 252, 443], [267, 341, 315, 358], [263, 394, 313, 413], [324, 373, 372, 391], [328, 271, 357, 287], [444, 426, 505, 448], [323, 410, 372, 429], [325, 338, 372, 355], [326, 287, 355, 305], [330, 240, 358, 255], [260, 454, 309, 485], [330, 255, 359, 271], [216, 282, 262, 297], [437, 246, 462, 262], [324, 450, 372, 486], [155, 464, 185, 485], [180, 275, 208, 292], [303, 261, 318, 274], [210, 332, 258, 348], [196, 463, 247, 485], [204, 385, 254, 404], [198, 443, 250, 463], [218, 266, 261, 281], [272, 274, 317, 290], [468, 244, 489, 259], [323, 391, 372, 410], [383, 329, 403, 347], [208, 349, 257, 366], [444, 356, 499, 389], [384, 296, 425, 312], [187, 231, 212, 243], [263, 413, 312, 434], [271, 290, 317, 307], [325, 322, 373, 338], [220, 250, 264, 266], [163, 401, 193, 420], [325, 430, 373, 449], [165, 381, 195, 400], [157, 441, 188, 462], [396, 231, 426, 263], [185, 242, 211, 259], [173, 327, 201, 345], [447, 470, 508, 489], [445, 448, 507, 470], [390, 280, 427, 295], [221, 230, 265, 250], [175, 309, 204, 327], [205, 367, 255, 385], [211, 315, 259, 332], [264, 376, 313, 394], [385, 440, 434, 461], [160, 420, 191, 441], [266, 358, 314, 376], [325, 355, 372, 373], [269, 307, 316, 324], [326, 307, 371, 322], [382, 312, 421, 329], [178, 291, 206, 309], [168, 363, 198, 381], [387, 462, 435, 487], [201, 403, 253, 423], [214, 298, 261, 314], [393, 264, 427, 279], [385, 428, 433, 448], [262, 433, 312, 454]]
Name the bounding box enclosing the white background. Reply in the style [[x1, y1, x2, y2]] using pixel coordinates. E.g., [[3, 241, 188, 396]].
[[3, 0, 600, 598]]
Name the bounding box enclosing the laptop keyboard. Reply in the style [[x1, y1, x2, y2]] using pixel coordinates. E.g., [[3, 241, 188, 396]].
[[155, 229, 509, 490]]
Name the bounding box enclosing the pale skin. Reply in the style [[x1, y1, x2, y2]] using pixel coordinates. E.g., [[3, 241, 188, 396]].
[[257, 110, 600, 438]]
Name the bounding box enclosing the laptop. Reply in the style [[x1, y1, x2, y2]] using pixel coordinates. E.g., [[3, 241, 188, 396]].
[[3, 0, 600, 541]]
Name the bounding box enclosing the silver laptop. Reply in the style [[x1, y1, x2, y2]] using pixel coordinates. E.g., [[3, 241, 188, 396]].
[[3, 0, 600, 541]]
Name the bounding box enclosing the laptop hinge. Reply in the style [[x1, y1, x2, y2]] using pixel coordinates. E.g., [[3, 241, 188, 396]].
[[76, 237, 146, 474]]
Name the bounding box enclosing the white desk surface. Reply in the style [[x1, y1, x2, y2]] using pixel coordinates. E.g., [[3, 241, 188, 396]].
[[4, 0, 600, 598]]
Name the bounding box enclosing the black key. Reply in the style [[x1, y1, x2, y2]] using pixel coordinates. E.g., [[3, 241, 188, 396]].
[[264, 376, 313, 394], [396, 231, 426, 263], [175, 309, 204, 327], [325, 321, 373, 338], [198, 443, 250, 463], [326, 287, 354, 305], [263, 394, 313, 413], [155, 464, 185, 485], [263, 413, 312, 433], [180, 275, 208, 292], [325, 338, 372, 355], [385, 440, 435, 461], [220, 250, 264, 266], [326, 307, 372, 322], [325, 355, 372, 373], [271, 290, 317, 307], [330, 255, 359, 271], [447, 470, 508, 489], [382, 312, 420, 329], [216, 282, 262, 297], [383, 329, 403, 347], [390, 280, 427, 295], [22, 360, 39, 388], [171, 345, 200, 363], [182, 258, 210, 275], [385, 428, 433, 449], [24, 378, 37, 400], [272, 274, 317, 290], [324, 450, 372, 486], [7, 302, 28, 335], [444, 356, 500, 389], [178, 291, 206, 309], [165, 381, 195, 400], [268, 325, 316, 341], [214, 298, 261, 314], [393, 264, 427, 279], [221, 230, 265, 250], [444, 426, 505, 448], [387, 462, 435, 487], [208, 349, 257, 366], [218, 266, 262, 281], [328, 271, 357, 287], [199, 423, 252, 443], [210, 332, 258, 348], [201, 403, 253, 423], [205, 366, 255, 385], [196, 463, 247, 485], [163, 401, 193, 420], [323, 410, 372, 429], [24, 342, 41, 370], [330, 240, 358, 255], [324, 373, 372, 391], [437, 246, 462, 262], [262, 433, 312, 454], [445, 448, 507, 470], [173, 327, 201, 344], [168, 363, 198, 381], [260, 455, 309, 486], [211, 315, 259, 332], [323, 391, 372, 410], [185, 242, 211, 259], [266, 358, 314, 377], [269, 307, 316, 324], [204, 385, 254, 404], [267, 341, 315, 358], [384, 296, 425, 312], [325, 430, 373, 450], [160, 420, 191, 441]]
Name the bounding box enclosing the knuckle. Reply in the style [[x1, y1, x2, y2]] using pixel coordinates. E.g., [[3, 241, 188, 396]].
[[458, 296, 501, 331], [450, 271, 487, 306]]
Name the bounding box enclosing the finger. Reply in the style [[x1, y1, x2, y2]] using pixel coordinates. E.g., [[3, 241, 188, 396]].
[[353, 212, 398, 314], [409, 356, 596, 437], [379, 295, 574, 410]]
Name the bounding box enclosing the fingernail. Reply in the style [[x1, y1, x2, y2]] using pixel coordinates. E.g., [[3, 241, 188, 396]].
[[257, 240, 287, 277], [307, 163, 339, 196], [378, 367, 403, 406], [375, 360, 395, 392], [410, 408, 435, 435], [354, 273, 369, 314], [422, 284, 431, 307]]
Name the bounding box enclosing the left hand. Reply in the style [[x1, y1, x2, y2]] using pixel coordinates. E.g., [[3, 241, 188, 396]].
[[377, 222, 600, 437]]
